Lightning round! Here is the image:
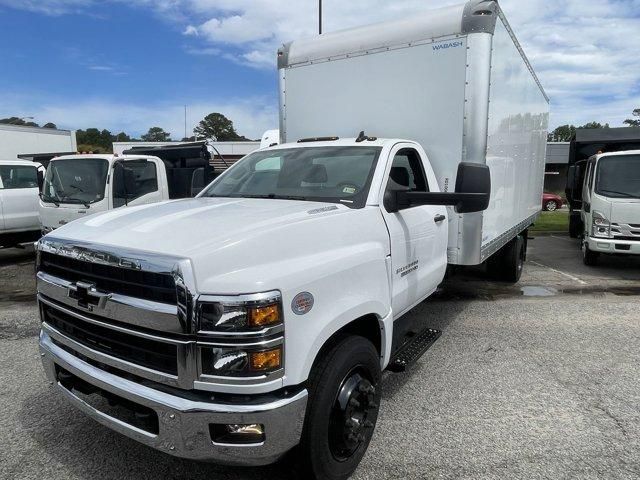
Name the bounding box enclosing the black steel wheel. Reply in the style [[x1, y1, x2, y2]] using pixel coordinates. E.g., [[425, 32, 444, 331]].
[[296, 335, 381, 480]]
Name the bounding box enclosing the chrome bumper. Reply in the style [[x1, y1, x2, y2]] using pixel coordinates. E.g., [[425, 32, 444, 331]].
[[586, 237, 640, 255], [39, 330, 307, 466]]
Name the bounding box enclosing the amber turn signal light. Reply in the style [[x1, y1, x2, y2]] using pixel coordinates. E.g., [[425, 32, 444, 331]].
[[247, 304, 280, 327], [249, 348, 282, 372]]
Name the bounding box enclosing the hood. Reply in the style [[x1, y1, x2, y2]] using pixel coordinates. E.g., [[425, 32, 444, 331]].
[[608, 197, 640, 225], [45, 197, 385, 293]]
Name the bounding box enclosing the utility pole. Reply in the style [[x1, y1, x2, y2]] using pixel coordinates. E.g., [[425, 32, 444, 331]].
[[184, 105, 187, 140], [319, 0, 322, 34]]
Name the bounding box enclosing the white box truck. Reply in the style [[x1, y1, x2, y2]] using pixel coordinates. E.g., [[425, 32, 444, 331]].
[[36, 1, 548, 478]]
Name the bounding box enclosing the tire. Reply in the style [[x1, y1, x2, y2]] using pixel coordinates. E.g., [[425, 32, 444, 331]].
[[487, 234, 525, 283], [545, 200, 558, 212], [297, 335, 382, 480], [569, 214, 582, 239], [583, 241, 599, 266]]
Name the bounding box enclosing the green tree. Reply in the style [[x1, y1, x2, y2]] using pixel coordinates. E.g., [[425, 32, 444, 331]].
[[580, 121, 609, 129], [0, 116, 39, 127], [141, 127, 171, 142], [193, 113, 247, 141], [547, 122, 610, 142], [547, 124, 576, 142], [42, 122, 57, 129], [624, 108, 640, 127], [114, 132, 131, 142]]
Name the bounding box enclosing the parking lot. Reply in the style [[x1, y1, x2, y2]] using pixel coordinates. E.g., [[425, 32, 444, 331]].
[[1, 235, 639, 480]]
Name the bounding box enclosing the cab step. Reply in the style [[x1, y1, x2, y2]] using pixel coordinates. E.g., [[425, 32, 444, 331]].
[[388, 328, 441, 373]]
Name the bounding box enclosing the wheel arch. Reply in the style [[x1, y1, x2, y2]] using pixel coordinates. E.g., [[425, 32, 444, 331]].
[[302, 311, 393, 384]]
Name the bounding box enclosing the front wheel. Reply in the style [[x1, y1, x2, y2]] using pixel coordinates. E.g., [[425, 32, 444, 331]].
[[297, 335, 382, 480], [545, 200, 558, 212], [583, 241, 599, 266]]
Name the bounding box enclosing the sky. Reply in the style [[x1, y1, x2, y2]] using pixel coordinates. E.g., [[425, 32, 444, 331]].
[[1, 0, 639, 139]]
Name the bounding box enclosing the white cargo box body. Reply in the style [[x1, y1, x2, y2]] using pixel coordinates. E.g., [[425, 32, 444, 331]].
[[278, 0, 549, 265]]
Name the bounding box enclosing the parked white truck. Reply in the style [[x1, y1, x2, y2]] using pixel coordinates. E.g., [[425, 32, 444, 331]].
[[578, 151, 640, 264], [39, 142, 214, 234], [36, 2, 548, 479], [0, 160, 44, 247]]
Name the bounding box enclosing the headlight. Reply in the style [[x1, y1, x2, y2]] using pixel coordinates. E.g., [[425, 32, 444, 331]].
[[197, 291, 284, 379], [592, 211, 611, 238], [197, 291, 282, 333], [201, 346, 282, 376]]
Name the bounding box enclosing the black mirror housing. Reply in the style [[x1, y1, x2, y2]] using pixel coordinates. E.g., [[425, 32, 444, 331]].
[[387, 162, 491, 214], [453, 162, 491, 213]]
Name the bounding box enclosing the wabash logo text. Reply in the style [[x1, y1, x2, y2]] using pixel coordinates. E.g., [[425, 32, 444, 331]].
[[433, 41, 464, 51]]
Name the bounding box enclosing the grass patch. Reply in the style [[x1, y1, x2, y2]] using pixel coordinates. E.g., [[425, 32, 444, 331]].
[[530, 210, 569, 233]]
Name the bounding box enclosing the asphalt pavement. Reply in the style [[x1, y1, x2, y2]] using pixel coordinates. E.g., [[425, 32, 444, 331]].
[[1, 236, 639, 480]]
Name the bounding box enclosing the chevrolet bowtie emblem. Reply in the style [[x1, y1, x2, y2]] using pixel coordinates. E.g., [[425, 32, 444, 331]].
[[68, 281, 111, 311]]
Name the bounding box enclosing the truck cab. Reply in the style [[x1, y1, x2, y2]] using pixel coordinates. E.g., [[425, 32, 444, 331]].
[[40, 154, 170, 234], [580, 151, 640, 264], [40, 142, 215, 234]]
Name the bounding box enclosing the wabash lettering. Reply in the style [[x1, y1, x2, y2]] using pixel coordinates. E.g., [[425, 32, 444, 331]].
[[433, 41, 464, 51]]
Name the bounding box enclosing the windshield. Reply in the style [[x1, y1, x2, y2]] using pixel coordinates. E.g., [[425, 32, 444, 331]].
[[42, 158, 109, 206], [200, 146, 382, 208], [595, 155, 640, 199]]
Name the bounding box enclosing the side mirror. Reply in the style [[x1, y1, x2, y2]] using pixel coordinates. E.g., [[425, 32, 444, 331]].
[[388, 163, 491, 214], [453, 162, 491, 213]]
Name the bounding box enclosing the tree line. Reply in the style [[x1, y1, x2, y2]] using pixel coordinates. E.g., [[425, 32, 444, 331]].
[[0, 112, 251, 154], [547, 108, 639, 142]]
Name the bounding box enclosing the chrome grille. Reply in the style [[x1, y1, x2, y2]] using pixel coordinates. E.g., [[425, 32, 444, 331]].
[[42, 303, 179, 375], [40, 251, 177, 305]]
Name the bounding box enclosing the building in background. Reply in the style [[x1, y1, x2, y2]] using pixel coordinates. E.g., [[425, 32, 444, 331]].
[[113, 140, 259, 171], [0, 124, 77, 166], [544, 142, 570, 193]]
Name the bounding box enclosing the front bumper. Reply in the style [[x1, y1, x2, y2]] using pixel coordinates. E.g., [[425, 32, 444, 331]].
[[39, 330, 307, 466], [586, 236, 640, 255]]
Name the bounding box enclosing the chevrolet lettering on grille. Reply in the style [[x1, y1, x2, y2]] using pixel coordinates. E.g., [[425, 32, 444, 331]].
[[67, 281, 111, 311]]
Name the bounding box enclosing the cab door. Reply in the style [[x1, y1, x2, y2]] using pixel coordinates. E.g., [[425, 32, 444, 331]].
[[112, 159, 163, 208], [0, 164, 39, 232], [380, 145, 448, 317]]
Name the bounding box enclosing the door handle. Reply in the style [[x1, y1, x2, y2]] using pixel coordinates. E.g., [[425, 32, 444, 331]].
[[434, 214, 446, 223]]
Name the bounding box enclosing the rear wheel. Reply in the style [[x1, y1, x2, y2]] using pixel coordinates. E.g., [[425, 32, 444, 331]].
[[488, 234, 525, 283], [297, 335, 381, 480], [545, 200, 558, 212], [583, 241, 599, 266]]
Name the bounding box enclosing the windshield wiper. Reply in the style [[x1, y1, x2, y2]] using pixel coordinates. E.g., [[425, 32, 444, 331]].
[[599, 189, 638, 198], [60, 196, 91, 208], [232, 194, 308, 201], [42, 196, 60, 207]]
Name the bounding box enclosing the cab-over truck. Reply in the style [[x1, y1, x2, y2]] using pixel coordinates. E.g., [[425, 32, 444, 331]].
[[36, 2, 548, 479]]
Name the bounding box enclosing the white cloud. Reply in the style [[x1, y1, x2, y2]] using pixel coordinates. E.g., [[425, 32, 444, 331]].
[[0, 0, 92, 15], [183, 24, 198, 36], [88, 65, 114, 71]]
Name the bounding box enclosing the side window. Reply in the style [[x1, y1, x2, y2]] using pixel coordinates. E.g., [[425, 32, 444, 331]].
[[0, 166, 38, 189], [113, 161, 158, 207], [385, 149, 429, 210], [585, 159, 595, 190]]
